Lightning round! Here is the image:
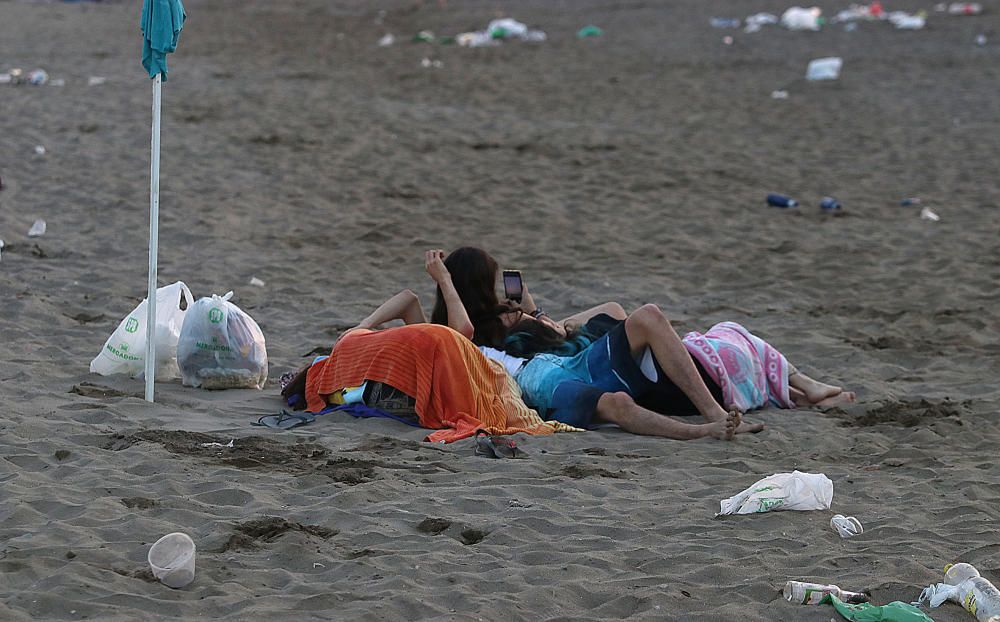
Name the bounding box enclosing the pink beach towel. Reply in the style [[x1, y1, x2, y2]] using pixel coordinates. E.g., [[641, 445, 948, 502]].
[[682, 322, 795, 412]]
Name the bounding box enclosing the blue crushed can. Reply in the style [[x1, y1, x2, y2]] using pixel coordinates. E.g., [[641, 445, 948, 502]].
[[767, 193, 798, 208]]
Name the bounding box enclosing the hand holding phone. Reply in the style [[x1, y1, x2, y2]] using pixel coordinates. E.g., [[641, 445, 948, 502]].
[[502, 270, 523, 303]]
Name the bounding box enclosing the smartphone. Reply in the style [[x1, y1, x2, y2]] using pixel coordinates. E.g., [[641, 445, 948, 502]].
[[502, 270, 523, 303]]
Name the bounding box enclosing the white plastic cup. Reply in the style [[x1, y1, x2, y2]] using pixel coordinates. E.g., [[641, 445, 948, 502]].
[[830, 514, 863, 538], [148, 532, 196, 588]]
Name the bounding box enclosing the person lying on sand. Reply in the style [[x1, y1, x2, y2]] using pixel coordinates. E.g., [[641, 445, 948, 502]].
[[356, 290, 745, 441], [424, 247, 856, 422]]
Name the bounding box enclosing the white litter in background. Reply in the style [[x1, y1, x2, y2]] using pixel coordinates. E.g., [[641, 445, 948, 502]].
[[87, 76, 107, 86], [249, 277, 265, 287], [806, 57, 843, 81], [771, 90, 789, 99], [377, 33, 395, 46], [200, 439, 235, 448], [28, 219, 46, 237], [34, 145, 46, 156], [921, 207, 941, 221]]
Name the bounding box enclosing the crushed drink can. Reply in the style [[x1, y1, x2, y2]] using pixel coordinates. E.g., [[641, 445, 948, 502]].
[[767, 193, 798, 208], [820, 196, 842, 212]]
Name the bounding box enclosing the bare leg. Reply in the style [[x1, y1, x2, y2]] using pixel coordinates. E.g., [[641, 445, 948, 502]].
[[356, 289, 427, 329], [596, 392, 739, 440], [624, 305, 731, 423]]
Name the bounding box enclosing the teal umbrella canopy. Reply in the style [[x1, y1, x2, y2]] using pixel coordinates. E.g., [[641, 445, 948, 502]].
[[141, 0, 186, 80]]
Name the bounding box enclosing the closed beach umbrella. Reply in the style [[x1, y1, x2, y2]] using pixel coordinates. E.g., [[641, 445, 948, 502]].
[[140, 0, 186, 402]]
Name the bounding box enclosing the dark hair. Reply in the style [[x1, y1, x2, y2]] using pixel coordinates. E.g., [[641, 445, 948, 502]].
[[502, 318, 592, 359], [431, 247, 510, 348]]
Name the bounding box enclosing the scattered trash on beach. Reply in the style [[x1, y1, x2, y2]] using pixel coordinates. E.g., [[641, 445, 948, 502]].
[[87, 76, 107, 86], [49, 78, 65, 87], [784, 581, 870, 605], [806, 57, 843, 81], [457, 32, 497, 47], [946, 2, 983, 15], [249, 276, 265, 287], [177, 291, 268, 390], [0, 239, 5, 263], [420, 57, 443, 69], [710, 17, 741, 29], [844, 21, 859, 31], [771, 90, 790, 99], [377, 33, 395, 47], [148, 532, 196, 589], [577, 25, 603, 38], [744, 12, 779, 32], [820, 197, 843, 213], [920, 207, 941, 221], [28, 219, 47, 238], [975, 34, 988, 45], [767, 193, 799, 208], [821, 594, 933, 620], [782, 6, 824, 31], [28, 69, 48, 85], [723, 36, 734, 45], [313, 562, 325, 569], [918, 562, 1000, 621], [34, 145, 46, 156], [830, 514, 863, 537], [200, 439, 235, 448], [901, 197, 921, 206], [717, 471, 832, 515], [889, 11, 927, 29], [413, 30, 435, 43]]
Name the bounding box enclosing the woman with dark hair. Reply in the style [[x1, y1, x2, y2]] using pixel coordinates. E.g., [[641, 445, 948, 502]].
[[426, 247, 620, 349]]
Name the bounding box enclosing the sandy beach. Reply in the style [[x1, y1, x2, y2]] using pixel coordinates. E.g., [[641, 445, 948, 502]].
[[1, 0, 999, 619]]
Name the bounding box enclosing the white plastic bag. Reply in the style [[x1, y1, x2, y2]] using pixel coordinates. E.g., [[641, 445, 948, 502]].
[[176, 291, 267, 390], [717, 470, 833, 516], [781, 6, 823, 30], [806, 57, 843, 81], [90, 282, 193, 379]]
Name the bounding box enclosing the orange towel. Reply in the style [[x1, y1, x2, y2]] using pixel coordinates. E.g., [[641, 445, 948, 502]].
[[305, 324, 581, 443]]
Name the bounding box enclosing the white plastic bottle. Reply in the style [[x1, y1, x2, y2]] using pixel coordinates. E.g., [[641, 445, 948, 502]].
[[941, 563, 1000, 622]]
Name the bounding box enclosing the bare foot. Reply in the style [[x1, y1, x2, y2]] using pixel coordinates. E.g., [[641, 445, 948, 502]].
[[790, 372, 843, 404], [814, 391, 856, 408], [702, 405, 731, 424], [736, 419, 765, 434], [709, 410, 740, 440]]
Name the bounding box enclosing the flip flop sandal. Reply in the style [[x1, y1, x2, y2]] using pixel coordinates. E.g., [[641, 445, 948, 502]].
[[253, 410, 316, 430], [475, 433, 523, 459]]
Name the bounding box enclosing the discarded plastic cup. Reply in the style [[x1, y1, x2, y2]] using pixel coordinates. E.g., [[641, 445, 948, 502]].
[[148, 532, 196, 588], [830, 514, 863, 538], [767, 193, 798, 208], [784, 581, 870, 605], [806, 57, 843, 81], [28, 219, 46, 238]]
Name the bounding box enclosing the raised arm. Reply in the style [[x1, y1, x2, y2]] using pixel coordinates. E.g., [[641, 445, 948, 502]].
[[559, 302, 628, 332], [425, 249, 475, 340]]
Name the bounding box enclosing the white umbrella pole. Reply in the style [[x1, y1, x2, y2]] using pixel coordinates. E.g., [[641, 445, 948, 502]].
[[144, 72, 162, 402]]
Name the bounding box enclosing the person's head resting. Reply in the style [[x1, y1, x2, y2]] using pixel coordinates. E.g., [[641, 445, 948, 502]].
[[431, 247, 509, 347], [502, 315, 590, 359]]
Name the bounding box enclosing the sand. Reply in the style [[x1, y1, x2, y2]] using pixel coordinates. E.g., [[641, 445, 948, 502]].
[[1, 0, 999, 619]]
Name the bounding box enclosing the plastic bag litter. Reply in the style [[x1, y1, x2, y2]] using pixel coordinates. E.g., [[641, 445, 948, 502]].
[[90, 281, 194, 379], [177, 291, 267, 390], [717, 470, 833, 516], [807, 57, 843, 80], [782, 6, 823, 30]]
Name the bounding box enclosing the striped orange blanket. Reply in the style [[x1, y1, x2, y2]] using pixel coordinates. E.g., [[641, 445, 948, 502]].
[[305, 324, 581, 443]]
